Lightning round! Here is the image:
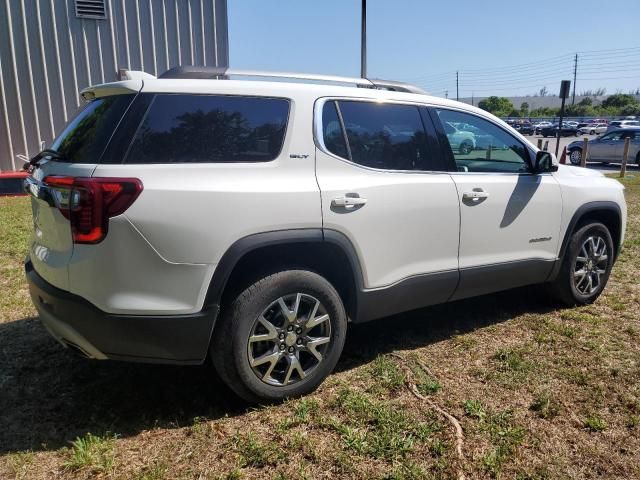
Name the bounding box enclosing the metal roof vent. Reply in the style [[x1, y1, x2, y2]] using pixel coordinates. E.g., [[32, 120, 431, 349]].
[[75, 0, 107, 19]]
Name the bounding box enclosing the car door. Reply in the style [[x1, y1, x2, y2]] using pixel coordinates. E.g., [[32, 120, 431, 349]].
[[618, 131, 638, 163], [428, 107, 562, 300], [315, 99, 460, 321], [589, 131, 623, 162]]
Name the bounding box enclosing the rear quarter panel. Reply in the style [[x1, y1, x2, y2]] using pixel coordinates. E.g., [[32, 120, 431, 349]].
[[91, 90, 321, 265]]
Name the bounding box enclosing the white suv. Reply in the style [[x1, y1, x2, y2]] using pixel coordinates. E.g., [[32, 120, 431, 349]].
[[24, 68, 627, 402]]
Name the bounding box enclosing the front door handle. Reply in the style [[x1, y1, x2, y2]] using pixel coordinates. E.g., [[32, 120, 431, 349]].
[[332, 194, 367, 209], [462, 189, 489, 201]]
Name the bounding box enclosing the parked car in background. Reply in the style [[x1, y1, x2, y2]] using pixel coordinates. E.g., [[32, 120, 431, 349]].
[[541, 123, 579, 137], [533, 121, 553, 134], [564, 121, 579, 128], [579, 123, 608, 135], [514, 121, 534, 135], [443, 122, 476, 154], [607, 120, 640, 132], [567, 128, 640, 165]]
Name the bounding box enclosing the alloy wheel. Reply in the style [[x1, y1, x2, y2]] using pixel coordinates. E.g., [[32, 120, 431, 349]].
[[573, 236, 608, 295], [569, 150, 581, 165], [247, 293, 331, 386]]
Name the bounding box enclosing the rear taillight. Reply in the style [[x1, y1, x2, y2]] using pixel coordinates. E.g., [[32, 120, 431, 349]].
[[43, 176, 143, 244]]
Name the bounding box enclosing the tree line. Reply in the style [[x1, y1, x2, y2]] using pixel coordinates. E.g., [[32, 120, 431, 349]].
[[477, 94, 640, 118]]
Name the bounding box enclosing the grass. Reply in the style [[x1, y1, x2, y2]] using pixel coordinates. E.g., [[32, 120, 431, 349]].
[[530, 391, 561, 419], [0, 173, 639, 479], [63, 432, 117, 473], [583, 415, 608, 432]]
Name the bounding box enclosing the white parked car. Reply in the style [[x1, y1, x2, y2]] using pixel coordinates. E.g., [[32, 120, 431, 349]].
[[24, 68, 627, 402], [579, 123, 608, 135], [533, 121, 553, 133], [443, 122, 476, 154]]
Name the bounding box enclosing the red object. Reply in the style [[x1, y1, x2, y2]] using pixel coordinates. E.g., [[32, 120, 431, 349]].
[[559, 146, 567, 165], [0, 171, 28, 196], [43, 176, 143, 244]]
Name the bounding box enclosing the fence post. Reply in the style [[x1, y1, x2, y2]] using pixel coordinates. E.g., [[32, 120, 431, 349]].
[[537, 138, 543, 150], [620, 137, 630, 178], [486, 145, 492, 160], [543, 140, 549, 152], [580, 137, 589, 168]]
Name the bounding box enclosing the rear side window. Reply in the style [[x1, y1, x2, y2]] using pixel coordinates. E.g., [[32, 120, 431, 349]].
[[337, 101, 428, 171], [321, 100, 439, 171], [125, 94, 290, 163], [322, 101, 349, 159], [51, 94, 135, 163]]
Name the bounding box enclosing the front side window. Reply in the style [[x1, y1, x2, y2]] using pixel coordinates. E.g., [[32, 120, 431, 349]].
[[600, 131, 624, 142], [434, 109, 530, 173], [126, 94, 289, 163], [322, 100, 430, 171]]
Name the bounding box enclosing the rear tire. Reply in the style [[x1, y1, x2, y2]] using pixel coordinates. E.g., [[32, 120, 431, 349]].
[[549, 223, 614, 306], [211, 270, 347, 403]]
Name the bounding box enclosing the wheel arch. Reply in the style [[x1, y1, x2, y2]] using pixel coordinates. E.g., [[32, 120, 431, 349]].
[[204, 229, 364, 326], [548, 201, 622, 280]]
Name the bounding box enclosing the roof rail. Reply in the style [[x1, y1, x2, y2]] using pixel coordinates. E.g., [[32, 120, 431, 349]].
[[368, 78, 427, 94], [158, 66, 427, 94]]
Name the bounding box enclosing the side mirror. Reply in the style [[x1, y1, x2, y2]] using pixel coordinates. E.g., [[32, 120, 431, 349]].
[[533, 150, 558, 173]]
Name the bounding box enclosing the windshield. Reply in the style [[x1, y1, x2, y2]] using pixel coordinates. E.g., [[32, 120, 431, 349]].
[[50, 94, 135, 163]]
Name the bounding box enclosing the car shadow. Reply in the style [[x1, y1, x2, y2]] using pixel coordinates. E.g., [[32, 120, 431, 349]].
[[0, 286, 557, 455]]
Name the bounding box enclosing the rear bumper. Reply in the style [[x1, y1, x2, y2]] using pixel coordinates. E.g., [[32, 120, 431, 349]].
[[25, 259, 218, 364]]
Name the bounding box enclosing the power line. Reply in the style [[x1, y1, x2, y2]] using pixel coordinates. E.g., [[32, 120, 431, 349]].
[[408, 46, 640, 97], [577, 46, 640, 55]]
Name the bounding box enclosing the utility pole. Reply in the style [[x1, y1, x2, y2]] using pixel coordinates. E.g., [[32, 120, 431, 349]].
[[360, 0, 367, 78], [445, 90, 448, 99], [456, 71, 459, 101], [471, 91, 474, 106], [572, 53, 578, 105]]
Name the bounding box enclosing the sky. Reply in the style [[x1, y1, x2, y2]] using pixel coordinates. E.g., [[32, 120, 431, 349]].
[[228, 0, 640, 99]]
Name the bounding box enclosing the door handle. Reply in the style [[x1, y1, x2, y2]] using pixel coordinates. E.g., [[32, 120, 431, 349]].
[[332, 194, 367, 209], [462, 189, 489, 201]]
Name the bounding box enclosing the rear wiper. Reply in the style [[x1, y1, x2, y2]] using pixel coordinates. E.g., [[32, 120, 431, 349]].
[[23, 149, 67, 172]]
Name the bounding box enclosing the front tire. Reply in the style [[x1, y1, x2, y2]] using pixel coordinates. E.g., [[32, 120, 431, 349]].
[[211, 270, 347, 403], [569, 149, 582, 165], [549, 223, 614, 306], [459, 141, 472, 155]]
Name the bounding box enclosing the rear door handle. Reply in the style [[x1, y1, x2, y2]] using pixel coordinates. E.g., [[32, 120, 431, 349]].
[[462, 189, 489, 201], [332, 194, 367, 209]]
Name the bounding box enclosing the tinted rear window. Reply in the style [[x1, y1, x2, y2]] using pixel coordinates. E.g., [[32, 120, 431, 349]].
[[51, 94, 135, 163], [125, 94, 290, 163]]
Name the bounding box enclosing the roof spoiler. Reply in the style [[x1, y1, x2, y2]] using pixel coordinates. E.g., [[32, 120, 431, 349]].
[[79, 69, 154, 101]]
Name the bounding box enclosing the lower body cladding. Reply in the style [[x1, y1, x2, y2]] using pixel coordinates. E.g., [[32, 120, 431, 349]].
[[26, 260, 218, 364], [26, 254, 559, 364], [356, 258, 556, 323]]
